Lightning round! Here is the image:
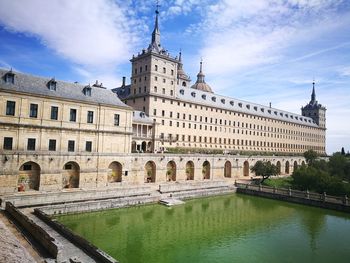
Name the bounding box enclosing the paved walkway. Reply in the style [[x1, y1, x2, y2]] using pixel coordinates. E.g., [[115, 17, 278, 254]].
[[0, 211, 37, 263]]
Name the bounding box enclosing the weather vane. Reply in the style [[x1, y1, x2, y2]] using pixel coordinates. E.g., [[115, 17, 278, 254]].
[[156, 0, 160, 14]]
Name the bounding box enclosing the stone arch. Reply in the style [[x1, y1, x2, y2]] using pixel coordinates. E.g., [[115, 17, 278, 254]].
[[62, 161, 80, 189], [141, 141, 147, 152], [108, 162, 122, 183], [202, 161, 210, 180], [131, 141, 137, 153], [18, 161, 40, 191], [243, 161, 249, 177], [276, 161, 281, 175], [145, 161, 156, 183], [293, 161, 298, 171], [186, 161, 194, 180], [166, 161, 176, 181], [147, 142, 152, 152], [224, 161, 231, 178], [285, 161, 290, 174], [301, 161, 306, 166]]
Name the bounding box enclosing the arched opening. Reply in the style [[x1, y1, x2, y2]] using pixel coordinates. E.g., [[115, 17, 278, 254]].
[[18, 162, 40, 191], [147, 142, 152, 152], [186, 161, 194, 180], [276, 161, 281, 175], [166, 161, 176, 181], [108, 162, 122, 183], [62, 162, 80, 189], [202, 161, 210, 180], [182, 81, 187, 87], [294, 161, 298, 171], [243, 161, 249, 177], [131, 141, 137, 153], [285, 161, 290, 174], [141, 141, 147, 152], [224, 161, 231, 178], [301, 161, 306, 166], [145, 161, 156, 183]]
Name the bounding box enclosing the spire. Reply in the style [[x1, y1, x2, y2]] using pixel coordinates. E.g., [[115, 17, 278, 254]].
[[196, 59, 205, 83], [179, 49, 182, 62], [151, 2, 161, 51], [311, 80, 316, 103]]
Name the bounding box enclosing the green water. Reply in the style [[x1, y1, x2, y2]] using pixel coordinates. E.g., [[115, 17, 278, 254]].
[[57, 194, 350, 263]]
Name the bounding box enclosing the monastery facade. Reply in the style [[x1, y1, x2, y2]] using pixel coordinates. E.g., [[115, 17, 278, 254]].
[[0, 9, 325, 194], [114, 9, 326, 156]]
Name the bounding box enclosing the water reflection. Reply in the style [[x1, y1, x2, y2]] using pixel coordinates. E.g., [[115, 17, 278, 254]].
[[57, 194, 350, 263]]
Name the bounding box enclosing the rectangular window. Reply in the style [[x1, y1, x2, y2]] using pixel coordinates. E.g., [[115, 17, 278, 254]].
[[87, 111, 94, 123], [114, 114, 120, 126], [27, 138, 36, 151], [70, 109, 77, 122], [48, 139, 56, 151], [6, 101, 15, 116], [29, 103, 38, 118], [68, 140, 75, 152], [85, 141, 92, 152], [51, 106, 58, 120], [3, 137, 13, 150]]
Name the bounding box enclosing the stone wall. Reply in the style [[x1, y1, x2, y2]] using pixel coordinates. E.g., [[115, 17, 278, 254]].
[[1, 152, 304, 194], [5, 202, 61, 258], [237, 187, 350, 213], [34, 209, 118, 263]]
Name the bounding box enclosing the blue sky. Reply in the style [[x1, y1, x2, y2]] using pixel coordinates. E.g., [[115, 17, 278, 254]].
[[0, 0, 350, 154]]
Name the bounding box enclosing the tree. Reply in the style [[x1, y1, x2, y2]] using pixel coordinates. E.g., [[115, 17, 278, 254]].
[[341, 147, 345, 155], [304, 150, 318, 166], [251, 161, 279, 184]]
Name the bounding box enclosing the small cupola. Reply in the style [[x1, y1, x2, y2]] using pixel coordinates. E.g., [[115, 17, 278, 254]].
[[47, 78, 57, 91], [4, 69, 15, 84]]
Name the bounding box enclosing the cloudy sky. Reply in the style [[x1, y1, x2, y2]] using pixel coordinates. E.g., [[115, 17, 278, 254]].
[[0, 0, 349, 154]]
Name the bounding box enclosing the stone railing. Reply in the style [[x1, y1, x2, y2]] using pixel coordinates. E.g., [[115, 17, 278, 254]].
[[236, 183, 349, 213]]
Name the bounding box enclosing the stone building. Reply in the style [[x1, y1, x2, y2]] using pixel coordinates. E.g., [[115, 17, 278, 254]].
[[0, 9, 321, 194], [0, 68, 133, 193], [114, 10, 326, 156]]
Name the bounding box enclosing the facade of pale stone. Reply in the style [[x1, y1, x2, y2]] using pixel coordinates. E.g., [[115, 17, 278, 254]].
[[114, 10, 326, 156], [0, 9, 320, 195]]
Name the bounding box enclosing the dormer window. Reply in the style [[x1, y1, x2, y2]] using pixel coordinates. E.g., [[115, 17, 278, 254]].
[[267, 110, 271, 114], [83, 85, 92, 96], [4, 71, 15, 84], [261, 108, 264, 112], [274, 111, 278, 115], [211, 96, 216, 102], [254, 106, 257, 111], [180, 89, 184, 95], [238, 103, 242, 108], [246, 104, 250, 109], [48, 78, 57, 91], [221, 99, 225, 104], [230, 101, 234, 106], [202, 94, 206, 100], [191, 92, 196, 97], [280, 113, 283, 117]]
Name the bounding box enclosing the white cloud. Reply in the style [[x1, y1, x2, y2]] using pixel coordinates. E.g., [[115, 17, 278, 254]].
[[0, 0, 141, 67], [339, 66, 350, 77]]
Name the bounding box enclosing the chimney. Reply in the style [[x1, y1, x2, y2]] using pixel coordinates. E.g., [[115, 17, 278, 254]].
[[269, 102, 272, 108], [122, 76, 126, 88]]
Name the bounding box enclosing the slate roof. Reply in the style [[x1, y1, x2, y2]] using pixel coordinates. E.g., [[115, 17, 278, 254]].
[[177, 87, 319, 128], [0, 68, 130, 109], [133, 111, 154, 124]]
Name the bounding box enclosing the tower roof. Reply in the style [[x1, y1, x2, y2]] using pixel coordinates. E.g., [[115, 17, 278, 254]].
[[190, 60, 213, 93], [148, 6, 163, 53]]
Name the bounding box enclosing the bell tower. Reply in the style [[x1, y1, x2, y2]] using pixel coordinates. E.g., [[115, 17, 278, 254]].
[[301, 81, 326, 129]]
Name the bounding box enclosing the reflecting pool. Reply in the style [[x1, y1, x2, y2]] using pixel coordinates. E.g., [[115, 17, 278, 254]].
[[57, 194, 350, 263]]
